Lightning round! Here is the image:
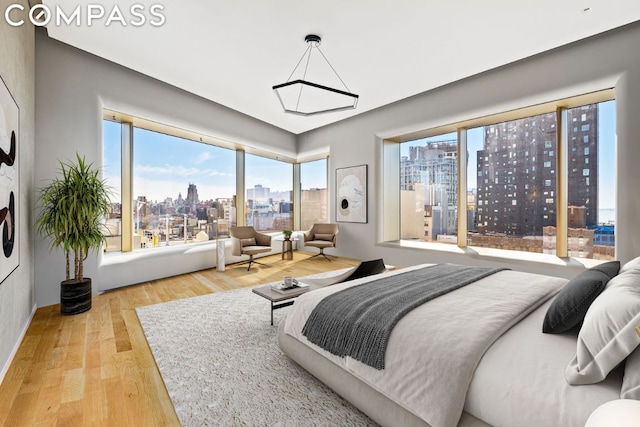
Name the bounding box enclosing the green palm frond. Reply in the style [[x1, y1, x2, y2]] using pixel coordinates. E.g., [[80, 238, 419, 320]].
[[35, 153, 113, 281]]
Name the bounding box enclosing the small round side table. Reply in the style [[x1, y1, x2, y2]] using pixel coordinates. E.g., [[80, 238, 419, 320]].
[[275, 236, 298, 260]]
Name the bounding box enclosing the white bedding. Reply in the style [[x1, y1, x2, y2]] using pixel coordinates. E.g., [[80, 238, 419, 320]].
[[465, 298, 622, 427], [283, 264, 567, 427]]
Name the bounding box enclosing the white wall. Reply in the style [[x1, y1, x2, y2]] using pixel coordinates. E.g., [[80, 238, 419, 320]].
[[0, 0, 35, 380], [298, 23, 640, 278], [34, 32, 297, 307], [33, 22, 640, 308]]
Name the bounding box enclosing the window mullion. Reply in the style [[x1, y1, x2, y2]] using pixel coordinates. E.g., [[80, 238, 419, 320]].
[[121, 122, 133, 252], [293, 163, 301, 230], [457, 128, 468, 247], [556, 107, 568, 258], [236, 150, 245, 227]]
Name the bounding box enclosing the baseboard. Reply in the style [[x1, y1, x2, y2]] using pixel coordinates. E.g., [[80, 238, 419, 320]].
[[0, 303, 37, 385]]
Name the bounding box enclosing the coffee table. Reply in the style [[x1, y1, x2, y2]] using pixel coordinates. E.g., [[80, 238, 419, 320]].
[[252, 281, 321, 325]]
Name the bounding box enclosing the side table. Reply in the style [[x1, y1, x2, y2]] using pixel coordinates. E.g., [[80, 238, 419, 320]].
[[274, 237, 298, 260]]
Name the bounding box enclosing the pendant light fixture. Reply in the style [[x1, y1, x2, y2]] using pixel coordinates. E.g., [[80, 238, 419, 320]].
[[272, 34, 359, 117]]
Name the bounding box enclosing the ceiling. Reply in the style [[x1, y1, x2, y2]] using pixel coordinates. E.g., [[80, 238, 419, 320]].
[[42, 0, 640, 135]]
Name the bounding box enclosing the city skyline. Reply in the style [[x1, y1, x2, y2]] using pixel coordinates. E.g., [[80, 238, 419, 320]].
[[400, 100, 616, 209], [103, 121, 327, 203]]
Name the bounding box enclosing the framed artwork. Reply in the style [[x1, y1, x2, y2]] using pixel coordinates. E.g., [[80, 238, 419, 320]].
[[336, 164, 367, 223], [0, 75, 19, 285]]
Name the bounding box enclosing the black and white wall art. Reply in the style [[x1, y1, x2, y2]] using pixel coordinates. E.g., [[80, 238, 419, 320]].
[[336, 164, 367, 223], [0, 76, 19, 285]]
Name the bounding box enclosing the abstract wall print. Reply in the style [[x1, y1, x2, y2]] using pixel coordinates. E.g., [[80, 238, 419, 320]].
[[336, 164, 367, 223], [0, 76, 19, 285]]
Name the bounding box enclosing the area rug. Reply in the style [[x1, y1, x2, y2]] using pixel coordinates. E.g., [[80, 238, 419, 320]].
[[136, 270, 377, 427]]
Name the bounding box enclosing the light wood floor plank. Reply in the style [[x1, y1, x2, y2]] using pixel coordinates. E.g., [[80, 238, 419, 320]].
[[0, 251, 359, 425]]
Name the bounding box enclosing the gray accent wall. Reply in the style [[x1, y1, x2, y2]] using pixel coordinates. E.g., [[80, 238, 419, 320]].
[[298, 22, 640, 277], [0, 0, 35, 379], [34, 32, 297, 308]]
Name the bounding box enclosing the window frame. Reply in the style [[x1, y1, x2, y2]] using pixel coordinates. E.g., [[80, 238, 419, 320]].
[[384, 89, 615, 259], [103, 110, 329, 252]]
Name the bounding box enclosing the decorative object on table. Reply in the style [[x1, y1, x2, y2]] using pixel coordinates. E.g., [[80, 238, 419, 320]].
[[35, 154, 112, 314], [0, 75, 19, 286], [282, 229, 293, 240], [303, 223, 339, 261], [336, 164, 367, 223], [272, 34, 359, 117], [271, 279, 309, 295], [229, 226, 272, 271]]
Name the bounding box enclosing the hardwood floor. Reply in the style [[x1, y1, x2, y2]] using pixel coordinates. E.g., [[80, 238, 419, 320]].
[[0, 251, 359, 426]]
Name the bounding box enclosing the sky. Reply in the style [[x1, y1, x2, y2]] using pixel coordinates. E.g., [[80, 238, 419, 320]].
[[400, 100, 616, 210], [103, 122, 327, 203], [104, 100, 615, 208]]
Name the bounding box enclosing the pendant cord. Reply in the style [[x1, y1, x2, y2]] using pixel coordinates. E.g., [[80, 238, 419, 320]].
[[286, 44, 312, 82], [295, 45, 314, 111], [316, 45, 351, 92]]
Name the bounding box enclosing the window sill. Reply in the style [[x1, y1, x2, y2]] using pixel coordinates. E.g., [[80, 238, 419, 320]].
[[100, 231, 287, 267], [101, 239, 219, 267], [378, 240, 605, 269]]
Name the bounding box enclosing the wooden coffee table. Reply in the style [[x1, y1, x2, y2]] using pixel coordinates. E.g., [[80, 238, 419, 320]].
[[252, 282, 321, 325]]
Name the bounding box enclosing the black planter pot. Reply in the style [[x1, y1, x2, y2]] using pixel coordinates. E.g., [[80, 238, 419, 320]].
[[60, 278, 92, 315]]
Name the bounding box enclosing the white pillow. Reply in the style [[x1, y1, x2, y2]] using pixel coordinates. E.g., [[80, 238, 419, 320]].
[[565, 270, 640, 385], [622, 345, 640, 399], [620, 256, 640, 274]]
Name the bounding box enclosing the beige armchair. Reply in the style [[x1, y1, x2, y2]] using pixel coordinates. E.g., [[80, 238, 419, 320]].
[[303, 223, 339, 261], [229, 226, 272, 271]]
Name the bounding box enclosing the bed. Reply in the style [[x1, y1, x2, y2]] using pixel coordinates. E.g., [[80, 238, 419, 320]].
[[277, 261, 640, 427]]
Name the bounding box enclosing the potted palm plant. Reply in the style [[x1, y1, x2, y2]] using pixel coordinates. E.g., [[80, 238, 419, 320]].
[[35, 154, 112, 315]]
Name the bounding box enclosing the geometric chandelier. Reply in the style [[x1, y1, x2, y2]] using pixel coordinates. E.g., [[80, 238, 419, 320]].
[[272, 34, 359, 117]]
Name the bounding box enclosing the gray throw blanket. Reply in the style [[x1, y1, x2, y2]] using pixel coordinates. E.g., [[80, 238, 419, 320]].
[[301, 264, 506, 369]]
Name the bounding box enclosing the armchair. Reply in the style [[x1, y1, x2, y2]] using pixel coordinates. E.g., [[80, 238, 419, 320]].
[[229, 226, 272, 271], [303, 223, 339, 261]]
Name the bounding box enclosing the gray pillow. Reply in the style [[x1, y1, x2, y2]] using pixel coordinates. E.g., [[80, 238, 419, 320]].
[[590, 260, 621, 279], [341, 259, 386, 282], [542, 268, 613, 334]]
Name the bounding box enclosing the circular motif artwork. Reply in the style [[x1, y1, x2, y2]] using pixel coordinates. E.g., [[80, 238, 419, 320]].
[[336, 165, 367, 223]]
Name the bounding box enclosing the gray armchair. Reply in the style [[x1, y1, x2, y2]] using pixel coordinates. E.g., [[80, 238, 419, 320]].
[[229, 226, 272, 271], [303, 223, 339, 261]]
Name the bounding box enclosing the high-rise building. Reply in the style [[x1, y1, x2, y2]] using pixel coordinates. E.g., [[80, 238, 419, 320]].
[[400, 140, 458, 241], [475, 105, 598, 237], [186, 183, 199, 204], [567, 105, 599, 225], [400, 140, 457, 205], [247, 184, 270, 201]]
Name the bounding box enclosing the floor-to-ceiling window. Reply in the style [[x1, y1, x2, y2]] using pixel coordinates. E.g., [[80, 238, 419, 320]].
[[245, 153, 293, 232], [300, 158, 328, 231]]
